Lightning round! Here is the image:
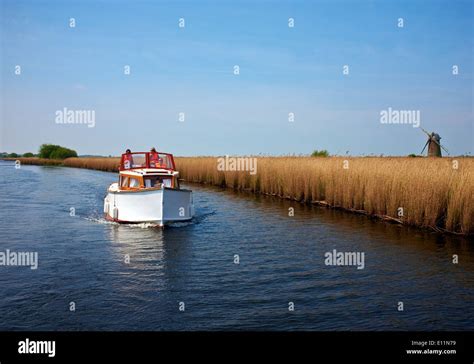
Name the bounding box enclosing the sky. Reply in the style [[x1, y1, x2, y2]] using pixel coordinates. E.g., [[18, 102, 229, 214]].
[[1, 0, 473, 156]]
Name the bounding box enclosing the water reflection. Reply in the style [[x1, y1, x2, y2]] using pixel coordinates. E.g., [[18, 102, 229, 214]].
[[216, 185, 474, 260], [105, 221, 200, 298]]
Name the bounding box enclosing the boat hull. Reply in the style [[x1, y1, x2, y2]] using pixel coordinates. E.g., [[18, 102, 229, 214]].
[[104, 185, 194, 226]]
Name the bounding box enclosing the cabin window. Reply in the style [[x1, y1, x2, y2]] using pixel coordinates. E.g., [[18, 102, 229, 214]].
[[144, 176, 159, 188], [162, 178, 172, 188], [143, 176, 173, 188], [129, 177, 140, 188], [120, 176, 129, 187]]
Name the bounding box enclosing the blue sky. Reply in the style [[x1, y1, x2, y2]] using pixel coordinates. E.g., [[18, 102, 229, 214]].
[[1, 0, 472, 156]]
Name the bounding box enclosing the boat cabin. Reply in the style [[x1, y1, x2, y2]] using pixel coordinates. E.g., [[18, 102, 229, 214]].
[[117, 152, 180, 191]]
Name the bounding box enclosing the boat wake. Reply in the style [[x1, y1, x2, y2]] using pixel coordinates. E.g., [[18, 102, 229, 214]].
[[85, 216, 162, 228], [176, 211, 216, 226], [85, 211, 216, 229], [84, 216, 119, 225]]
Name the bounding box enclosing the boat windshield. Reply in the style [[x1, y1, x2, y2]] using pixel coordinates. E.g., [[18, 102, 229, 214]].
[[121, 153, 147, 170], [149, 153, 174, 169], [120, 151, 176, 171]]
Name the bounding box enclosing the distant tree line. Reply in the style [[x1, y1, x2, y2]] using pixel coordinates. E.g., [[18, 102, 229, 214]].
[[311, 149, 330, 157], [38, 144, 78, 159], [0, 152, 35, 158], [0, 144, 78, 159]]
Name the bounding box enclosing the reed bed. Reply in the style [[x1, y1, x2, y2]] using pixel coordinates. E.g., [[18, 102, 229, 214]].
[[7, 157, 64, 166], [6, 157, 121, 171], [175, 157, 474, 235], [63, 157, 120, 172], [8, 156, 473, 235]]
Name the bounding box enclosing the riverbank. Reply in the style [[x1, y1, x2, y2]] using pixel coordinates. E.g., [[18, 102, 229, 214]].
[[5, 156, 473, 235]]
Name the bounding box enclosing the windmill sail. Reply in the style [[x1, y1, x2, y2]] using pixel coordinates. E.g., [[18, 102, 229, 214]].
[[421, 140, 430, 154]]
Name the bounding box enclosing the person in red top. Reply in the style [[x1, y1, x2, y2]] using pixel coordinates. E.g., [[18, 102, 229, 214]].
[[149, 147, 160, 168], [123, 149, 134, 169]]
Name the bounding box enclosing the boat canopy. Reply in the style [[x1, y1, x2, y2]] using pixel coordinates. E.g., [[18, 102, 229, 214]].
[[120, 152, 176, 171]]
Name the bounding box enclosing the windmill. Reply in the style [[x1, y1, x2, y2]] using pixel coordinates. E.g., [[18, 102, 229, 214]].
[[420, 128, 449, 157]]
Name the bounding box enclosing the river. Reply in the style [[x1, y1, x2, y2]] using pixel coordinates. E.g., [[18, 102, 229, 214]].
[[0, 161, 473, 330]]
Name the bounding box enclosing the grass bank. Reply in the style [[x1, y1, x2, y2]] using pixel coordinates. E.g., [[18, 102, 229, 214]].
[[6, 156, 473, 235]]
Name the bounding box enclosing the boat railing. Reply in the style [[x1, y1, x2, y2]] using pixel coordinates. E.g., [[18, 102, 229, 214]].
[[120, 152, 176, 171]]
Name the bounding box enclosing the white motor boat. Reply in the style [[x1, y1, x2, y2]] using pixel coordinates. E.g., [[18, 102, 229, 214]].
[[104, 151, 194, 227]]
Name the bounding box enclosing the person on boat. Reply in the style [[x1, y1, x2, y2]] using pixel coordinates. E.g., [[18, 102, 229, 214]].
[[123, 149, 134, 169], [150, 147, 166, 168], [149, 147, 160, 167]]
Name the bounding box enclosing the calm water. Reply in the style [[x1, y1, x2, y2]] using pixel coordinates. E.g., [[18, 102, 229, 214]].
[[0, 160, 473, 331]]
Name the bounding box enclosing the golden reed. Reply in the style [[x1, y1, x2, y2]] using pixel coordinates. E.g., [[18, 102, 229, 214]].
[[176, 156, 473, 235], [12, 156, 474, 235]]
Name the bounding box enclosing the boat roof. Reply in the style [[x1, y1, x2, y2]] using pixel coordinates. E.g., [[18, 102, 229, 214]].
[[120, 168, 178, 177]]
